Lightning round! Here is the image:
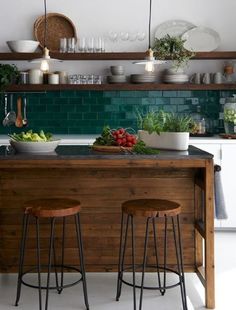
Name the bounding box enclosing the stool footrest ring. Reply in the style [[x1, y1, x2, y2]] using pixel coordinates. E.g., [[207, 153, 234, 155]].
[[20, 265, 82, 290], [119, 264, 181, 290]]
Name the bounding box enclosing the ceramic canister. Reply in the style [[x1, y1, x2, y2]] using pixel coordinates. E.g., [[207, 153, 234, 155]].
[[29, 69, 43, 84]]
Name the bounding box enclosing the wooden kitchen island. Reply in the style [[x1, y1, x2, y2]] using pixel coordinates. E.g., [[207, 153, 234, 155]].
[[0, 145, 215, 308]]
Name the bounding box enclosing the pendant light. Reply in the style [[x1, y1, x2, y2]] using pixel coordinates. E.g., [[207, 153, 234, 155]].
[[134, 0, 165, 72], [30, 0, 61, 72]]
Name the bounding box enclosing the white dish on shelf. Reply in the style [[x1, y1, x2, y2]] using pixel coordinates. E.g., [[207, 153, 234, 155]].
[[10, 139, 60, 153], [6, 40, 39, 53], [182, 26, 220, 52], [154, 20, 196, 39]]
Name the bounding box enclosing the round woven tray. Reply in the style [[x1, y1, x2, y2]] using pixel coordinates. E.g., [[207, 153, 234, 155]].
[[34, 13, 77, 52]]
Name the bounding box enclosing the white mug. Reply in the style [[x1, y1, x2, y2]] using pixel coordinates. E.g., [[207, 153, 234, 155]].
[[29, 69, 43, 84], [48, 73, 59, 85], [190, 73, 201, 84], [202, 73, 211, 84], [213, 72, 225, 84]]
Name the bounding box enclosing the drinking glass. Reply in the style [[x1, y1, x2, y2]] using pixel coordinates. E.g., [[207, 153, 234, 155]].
[[67, 37, 76, 53], [78, 37, 86, 52], [87, 37, 94, 53], [60, 38, 67, 53], [94, 37, 103, 52]]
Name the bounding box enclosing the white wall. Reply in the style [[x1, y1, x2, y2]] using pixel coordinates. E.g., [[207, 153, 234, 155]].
[[0, 0, 235, 76]]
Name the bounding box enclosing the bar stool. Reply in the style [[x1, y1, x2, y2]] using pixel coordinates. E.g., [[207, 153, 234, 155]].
[[116, 199, 187, 310], [15, 198, 89, 310]]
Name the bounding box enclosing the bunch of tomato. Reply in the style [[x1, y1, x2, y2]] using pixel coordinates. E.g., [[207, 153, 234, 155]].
[[111, 128, 137, 147]]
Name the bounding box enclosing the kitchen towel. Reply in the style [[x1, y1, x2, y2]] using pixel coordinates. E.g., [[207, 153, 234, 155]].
[[214, 165, 228, 220]]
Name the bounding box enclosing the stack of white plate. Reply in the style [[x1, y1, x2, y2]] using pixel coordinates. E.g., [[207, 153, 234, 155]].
[[107, 75, 127, 83], [130, 74, 157, 84]]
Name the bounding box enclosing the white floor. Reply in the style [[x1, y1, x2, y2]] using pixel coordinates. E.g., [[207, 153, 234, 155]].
[[0, 232, 235, 310]]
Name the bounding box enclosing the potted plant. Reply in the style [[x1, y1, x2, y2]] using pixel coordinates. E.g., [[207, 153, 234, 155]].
[[152, 34, 195, 70], [0, 64, 19, 92], [137, 110, 193, 150]]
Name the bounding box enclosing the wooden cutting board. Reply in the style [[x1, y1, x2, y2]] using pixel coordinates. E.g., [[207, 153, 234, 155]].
[[220, 133, 236, 139], [92, 145, 133, 153]]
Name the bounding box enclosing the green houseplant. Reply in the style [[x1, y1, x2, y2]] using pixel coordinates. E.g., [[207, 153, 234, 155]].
[[0, 64, 19, 92], [152, 35, 195, 69], [137, 110, 193, 150]]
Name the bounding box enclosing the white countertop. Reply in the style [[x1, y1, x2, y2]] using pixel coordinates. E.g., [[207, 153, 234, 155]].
[[1, 134, 236, 145]]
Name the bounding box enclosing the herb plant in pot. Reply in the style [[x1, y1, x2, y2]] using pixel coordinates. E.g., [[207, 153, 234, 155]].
[[0, 64, 19, 92], [137, 110, 193, 150], [152, 35, 195, 71]]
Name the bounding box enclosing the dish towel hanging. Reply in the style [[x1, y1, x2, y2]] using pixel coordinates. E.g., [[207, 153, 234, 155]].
[[214, 165, 228, 220]]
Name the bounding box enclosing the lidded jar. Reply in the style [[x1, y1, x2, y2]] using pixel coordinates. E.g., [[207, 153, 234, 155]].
[[224, 94, 236, 133]]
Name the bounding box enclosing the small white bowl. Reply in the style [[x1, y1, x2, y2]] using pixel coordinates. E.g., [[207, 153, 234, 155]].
[[10, 139, 60, 153], [110, 66, 125, 75], [6, 40, 39, 53]]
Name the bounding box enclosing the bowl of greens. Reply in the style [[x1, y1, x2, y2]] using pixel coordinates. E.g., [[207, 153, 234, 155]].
[[9, 130, 60, 153]]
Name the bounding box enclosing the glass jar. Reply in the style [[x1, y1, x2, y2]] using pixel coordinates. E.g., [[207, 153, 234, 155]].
[[224, 95, 236, 133]]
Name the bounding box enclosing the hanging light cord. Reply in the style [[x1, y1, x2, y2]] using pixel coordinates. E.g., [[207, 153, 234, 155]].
[[43, 0, 47, 48], [148, 0, 152, 49]]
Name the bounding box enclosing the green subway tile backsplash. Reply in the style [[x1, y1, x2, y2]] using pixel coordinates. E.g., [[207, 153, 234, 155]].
[[0, 90, 226, 135]]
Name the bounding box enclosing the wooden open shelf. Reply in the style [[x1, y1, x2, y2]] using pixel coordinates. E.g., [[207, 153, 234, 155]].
[[1, 51, 236, 61], [5, 83, 236, 92]]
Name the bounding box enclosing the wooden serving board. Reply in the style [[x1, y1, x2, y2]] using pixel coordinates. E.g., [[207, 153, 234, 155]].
[[220, 133, 236, 139], [92, 145, 133, 153]]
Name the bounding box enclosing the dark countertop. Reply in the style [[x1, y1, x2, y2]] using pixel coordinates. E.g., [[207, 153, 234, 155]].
[[0, 145, 213, 160]]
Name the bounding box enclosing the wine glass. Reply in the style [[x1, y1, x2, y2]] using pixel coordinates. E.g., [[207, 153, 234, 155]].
[[137, 32, 146, 41], [108, 31, 118, 51], [120, 32, 129, 41]]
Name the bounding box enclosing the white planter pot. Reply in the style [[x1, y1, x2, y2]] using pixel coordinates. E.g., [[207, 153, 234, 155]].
[[138, 130, 189, 151]]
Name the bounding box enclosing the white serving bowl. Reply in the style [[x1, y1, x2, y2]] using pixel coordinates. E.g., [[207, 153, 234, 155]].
[[6, 40, 39, 53], [10, 139, 60, 154]]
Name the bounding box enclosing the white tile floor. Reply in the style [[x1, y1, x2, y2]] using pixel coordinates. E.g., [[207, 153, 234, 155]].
[[0, 231, 235, 310]]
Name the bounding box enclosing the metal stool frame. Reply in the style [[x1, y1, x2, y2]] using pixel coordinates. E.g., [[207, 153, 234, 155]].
[[116, 213, 187, 310], [15, 213, 89, 310]]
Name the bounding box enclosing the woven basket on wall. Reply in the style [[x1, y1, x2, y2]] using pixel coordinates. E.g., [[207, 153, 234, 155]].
[[34, 13, 77, 52]]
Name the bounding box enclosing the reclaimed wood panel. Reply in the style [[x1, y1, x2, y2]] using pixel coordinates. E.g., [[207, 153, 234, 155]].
[[0, 167, 196, 272]]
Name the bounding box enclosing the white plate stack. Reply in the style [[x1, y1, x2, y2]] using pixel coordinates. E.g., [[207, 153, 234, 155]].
[[163, 68, 189, 84], [130, 74, 157, 83]]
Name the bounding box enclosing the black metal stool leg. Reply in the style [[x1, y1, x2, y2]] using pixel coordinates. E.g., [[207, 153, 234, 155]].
[[59, 217, 66, 294], [130, 215, 136, 310], [172, 216, 188, 310], [177, 215, 188, 310], [152, 217, 164, 295], [45, 218, 56, 310], [36, 217, 42, 310], [116, 212, 124, 301], [116, 213, 130, 301], [162, 215, 168, 296], [15, 213, 29, 307], [75, 213, 90, 310], [53, 237, 60, 294], [139, 218, 151, 310]]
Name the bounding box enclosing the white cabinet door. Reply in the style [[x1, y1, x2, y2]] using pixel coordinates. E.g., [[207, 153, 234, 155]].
[[191, 143, 222, 227], [221, 144, 236, 228]]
